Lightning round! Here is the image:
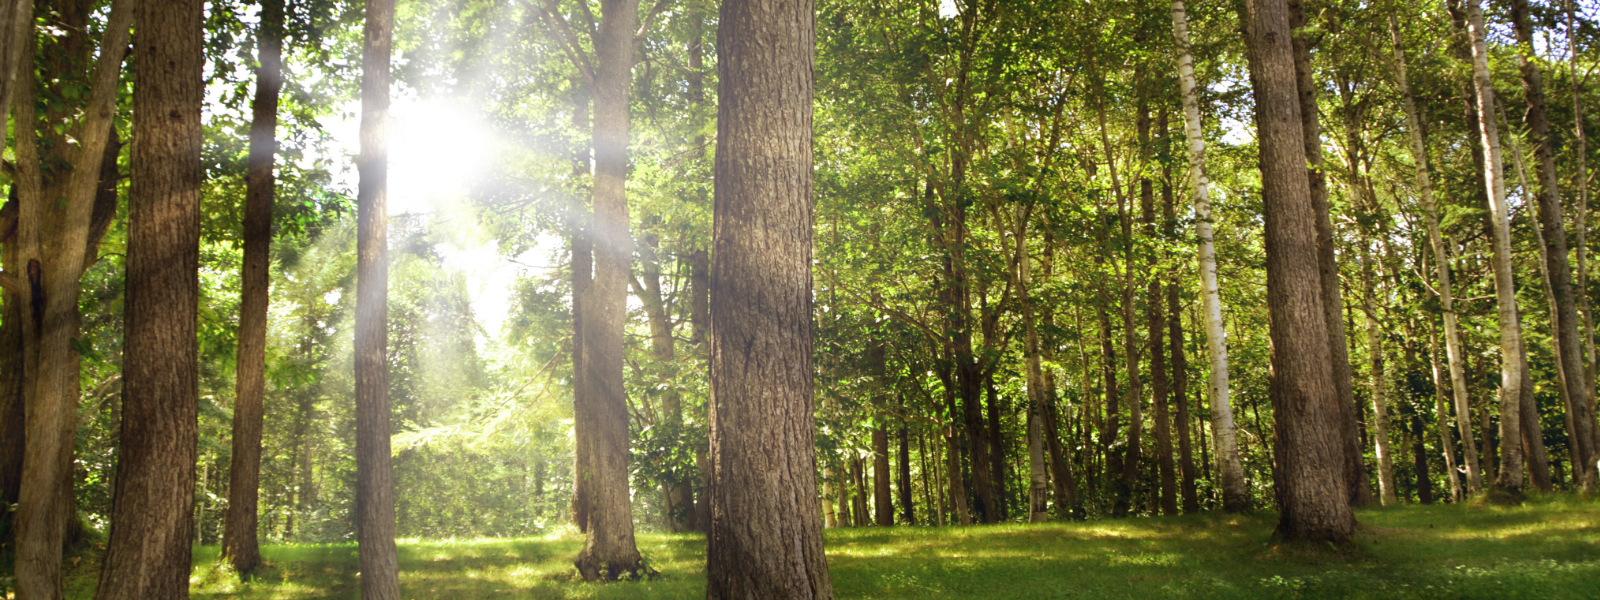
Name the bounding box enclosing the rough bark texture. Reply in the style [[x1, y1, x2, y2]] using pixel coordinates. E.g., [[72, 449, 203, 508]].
[[1462, 0, 1525, 496], [353, 0, 401, 595], [1244, 0, 1354, 543], [705, 0, 833, 595], [569, 83, 593, 534], [94, 0, 200, 596], [1509, 0, 1594, 493], [1172, 0, 1247, 512], [1143, 116, 1176, 517], [573, 0, 644, 581], [11, 1, 130, 596], [221, 0, 284, 576], [1286, 0, 1368, 509]]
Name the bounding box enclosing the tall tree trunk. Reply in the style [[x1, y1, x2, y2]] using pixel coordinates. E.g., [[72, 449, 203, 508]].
[[1509, 0, 1594, 493], [1502, 106, 1562, 493], [569, 82, 594, 534], [1287, 0, 1368, 508], [1244, 0, 1355, 543], [634, 226, 692, 531], [870, 331, 892, 526], [95, 0, 199, 596], [348, 0, 401, 595], [573, 0, 644, 580], [1020, 219, 1050, 523], [1360, 241, 1398, 505], [1171, 0, 1247, 512], [222, 0, 284, 576], [1568, 0, 1597, 432], [705, 0, 832, 594], [1461, 0, 1526, 496], [1389, 13, 1479, 497], [898, 399, 914, 525], [10, 1, 130, 596], [1145, 110, 1176, 517]]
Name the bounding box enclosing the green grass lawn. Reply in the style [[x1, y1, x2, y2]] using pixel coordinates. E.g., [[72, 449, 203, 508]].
[[50, 494, 1600, 599]]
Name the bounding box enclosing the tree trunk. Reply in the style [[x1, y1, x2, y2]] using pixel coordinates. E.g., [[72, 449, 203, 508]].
[[95, 0, 199, 596], [873, 426, 892, 526], [1360, 241, 1398, 505], [221, 0, 283, 576], [1568, 0, 1597, 451], [1389, 13, 1478, 497], [573, 0, 644, 581], [10, 0, 130, 596], [1502, 106, 1562, 494], [1244, 0, 1354, 543], [1412, 413, 1433, 504], [898, 403, 914, 525], [1509, 0, 1594, 493], [704, 0, 832, 594], [1144, 111, 1176, 517], [1461, 0, 1526, 496], [1171, 0, 1247, 512], [348, 0, 401, 595], [1286, 0, 1367, 508], [569, 82, 594, 534]]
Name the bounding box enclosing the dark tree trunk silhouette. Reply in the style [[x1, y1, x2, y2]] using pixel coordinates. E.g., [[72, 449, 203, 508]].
[[705, 0, 832, 595], [96, 0, 201, 595], [221, 0, 284, 576]]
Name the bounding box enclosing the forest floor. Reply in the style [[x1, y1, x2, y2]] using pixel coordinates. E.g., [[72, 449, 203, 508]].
[[35, 493, 1599, 599]]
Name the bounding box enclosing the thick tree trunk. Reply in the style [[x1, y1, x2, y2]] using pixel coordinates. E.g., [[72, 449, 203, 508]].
[[1244, 0, 1354, 543], [349, 0, 401, 596], [704, 0, 832, 595], [569, 84, 594, 534], [95, 0, 200, 596], [222, 0, 283, 576], [1509, 0, 1594, 493], [11, 1, 130, 596], [1171, 0, 1247, 512], [1287, 0, 1367, 508], [1461, 0, 1526, 496], [573, 0, 644, 580]]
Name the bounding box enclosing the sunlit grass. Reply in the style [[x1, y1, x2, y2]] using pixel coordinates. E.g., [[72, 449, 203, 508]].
[[45, 493, 1600, 598]]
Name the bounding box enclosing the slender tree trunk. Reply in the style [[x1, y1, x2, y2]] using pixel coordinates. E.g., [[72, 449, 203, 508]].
[[1503, 108, 1563, 493], [1568, 0, 1597, 437], [95, 0, 200, 596], [705, 0, 832, 594], [348, 0, 402, 595], [221, 0, 284, 576], [1509, 0, 1594, 493], [569, 82, 594, 533], [573, 0, 644, 580], [1360, 241, 1398, 505], [1244, 0, 1354, 543], [1389, 13, 1479, 496], [1462, 0, 1526, 496], [899, 401, 914, 525], [1172, 0, 1247, 512], [1144, 114, 1176, 517]]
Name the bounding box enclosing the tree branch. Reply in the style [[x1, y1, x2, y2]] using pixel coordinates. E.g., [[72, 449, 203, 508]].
[[526, 0, 595, 85], [635, 0, 671, 38]]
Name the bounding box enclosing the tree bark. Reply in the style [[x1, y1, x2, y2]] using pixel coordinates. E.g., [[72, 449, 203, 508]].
[[95, 0, 200, 596], [705, 0, 832, 595], [350, 0, 401, 595], [1145, 109, 1176, 517], [1244, 0, 1354, 543], [12, 1, 130, 596], [1502, 105, 1562, 493], [1286, 0, 1368, 508], [1461, 0, 1526, 496], [1360, 241, 1398, 505], [1171, 0, 1247, 512], [573, 0, 644, 581], [1509, 0, 1594, 493], [898, 398, 914, 525], [222, 0, 284, 576]]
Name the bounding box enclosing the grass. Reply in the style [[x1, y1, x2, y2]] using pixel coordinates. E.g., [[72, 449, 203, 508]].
[[42, 493, 1600, 599]]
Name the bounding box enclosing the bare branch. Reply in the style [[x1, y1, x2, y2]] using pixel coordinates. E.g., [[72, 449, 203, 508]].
[[525, 0, 596, 85], [635, 0, 670, 38]]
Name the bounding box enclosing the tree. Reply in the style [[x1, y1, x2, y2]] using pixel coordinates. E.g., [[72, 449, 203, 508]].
[[1508, 0, 1595, 493], [94, 0, 201, 596], [4, 0, 130, 595], [221, 0, 285, 576], [1243, 0, 1354, 543], [354, 0, 401, 594], [704, 0, 833, 595], [1460, 0, 1525, 497], [1170, 0, 1248, 512]]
